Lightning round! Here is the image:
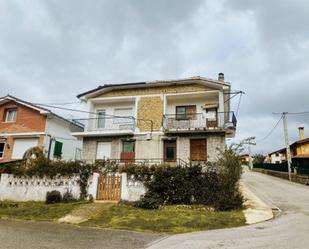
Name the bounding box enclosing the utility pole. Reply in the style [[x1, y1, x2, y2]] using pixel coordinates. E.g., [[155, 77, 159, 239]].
[[282, 112, 292, 181], [248, 144, 253, 170]]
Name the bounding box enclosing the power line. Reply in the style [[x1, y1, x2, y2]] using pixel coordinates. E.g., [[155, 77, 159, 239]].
[[256, 114, 283, 142]]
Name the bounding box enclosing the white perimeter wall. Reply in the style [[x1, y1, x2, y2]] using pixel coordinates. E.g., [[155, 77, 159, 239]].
[[0, 174, 81, 201], [0, 173, 145, 202], [45, 117, 82, 161]]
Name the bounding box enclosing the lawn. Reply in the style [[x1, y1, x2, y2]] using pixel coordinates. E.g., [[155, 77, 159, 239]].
[[81, 204, 246, 234], [0, 201, 82, 221]]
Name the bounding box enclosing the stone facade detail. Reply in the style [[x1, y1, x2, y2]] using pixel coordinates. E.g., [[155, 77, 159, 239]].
[[98, 84, 212, 98], [137, 96, 163, 131], [207, 135, 225, 161]]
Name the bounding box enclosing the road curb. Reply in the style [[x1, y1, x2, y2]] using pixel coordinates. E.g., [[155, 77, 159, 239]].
[[240, 182, 274, 224]]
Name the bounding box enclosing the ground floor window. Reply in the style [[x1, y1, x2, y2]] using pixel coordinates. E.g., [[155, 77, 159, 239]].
[[164, 140, 176, 162], [0, 142, 5, 158], [190, 139, 207, 161], [96, 142, 111, 160]]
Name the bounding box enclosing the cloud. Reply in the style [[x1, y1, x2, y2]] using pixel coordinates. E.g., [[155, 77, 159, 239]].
[[0, 0, 309, 154]]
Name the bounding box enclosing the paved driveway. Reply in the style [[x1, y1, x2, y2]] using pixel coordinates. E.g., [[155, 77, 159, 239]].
[[0, 219, 163, 249], [148, 171, 309, 249]]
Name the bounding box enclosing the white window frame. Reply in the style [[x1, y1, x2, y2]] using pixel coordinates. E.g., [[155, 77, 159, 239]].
[[5, 109, 17, 122], [96, 109, 106, 129], [0, 142, 5, 159], [113, 107, 133, 124]]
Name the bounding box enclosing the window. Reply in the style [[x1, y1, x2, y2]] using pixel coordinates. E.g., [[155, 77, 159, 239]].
[[5, 109, 17, 122], [97, 111, 106, 128], [122, 141, 135, 153], [0, 142, 5, 158], [175, 105, 196, 120], [293, 148, 297, 156], [96, 142, 111, 159], [275, 153, 279, 157], [53, 141, 63, 157], [164, 140, 176, 162], [114, 108, 133, 124]]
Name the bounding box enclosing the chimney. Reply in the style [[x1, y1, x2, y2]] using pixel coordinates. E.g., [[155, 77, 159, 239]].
[[298, 127, 305, 140], [218, 73, 224, 82]]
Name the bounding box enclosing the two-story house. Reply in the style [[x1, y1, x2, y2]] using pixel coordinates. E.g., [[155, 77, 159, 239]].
[[0, 95, 83, 163], [73, 74, 237, 164], [267, 127, 309, 165]]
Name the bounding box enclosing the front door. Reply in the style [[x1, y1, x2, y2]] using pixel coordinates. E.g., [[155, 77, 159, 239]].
[[164, 140, 176, 162], [190, 139, 207, 161]]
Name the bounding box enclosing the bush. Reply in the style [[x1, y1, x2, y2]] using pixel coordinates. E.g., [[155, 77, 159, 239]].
[[62, 191, 77, 203], [46, 190, 62, 204], [134, 192, 163, 209], [122, 139, 251, 211]]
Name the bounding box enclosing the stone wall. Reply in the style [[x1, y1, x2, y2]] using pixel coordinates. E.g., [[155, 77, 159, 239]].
[[135, 134, 162, 159], [207, 135, 225, 161], [253, 169, 309, 185], [82, 137, 121, 163], [98, 84, 212, 98], [137, 96, 163, 131]]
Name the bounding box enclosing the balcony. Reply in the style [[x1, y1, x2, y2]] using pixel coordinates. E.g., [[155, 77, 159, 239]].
[[72, 116, 136, 137], [162, 112, 237, 135]]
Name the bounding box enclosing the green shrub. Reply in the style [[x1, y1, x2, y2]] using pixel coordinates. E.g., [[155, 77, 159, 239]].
[[134, 192, 163, 209], [62, 191, 77, 203], [46, 190, 62, 204], [122, 139, 251, 211]]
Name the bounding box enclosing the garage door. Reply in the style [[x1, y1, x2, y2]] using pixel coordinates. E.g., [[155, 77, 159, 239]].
[[96, 142, 111, 160], [12, 138, 39, 159]]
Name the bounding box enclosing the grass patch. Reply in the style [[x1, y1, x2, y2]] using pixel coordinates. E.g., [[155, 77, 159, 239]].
[[81, 204, 246, 234], [0, 201, 83, 221]]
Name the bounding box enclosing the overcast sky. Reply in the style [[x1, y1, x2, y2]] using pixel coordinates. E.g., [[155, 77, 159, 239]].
[[1, 0, 309, 154]]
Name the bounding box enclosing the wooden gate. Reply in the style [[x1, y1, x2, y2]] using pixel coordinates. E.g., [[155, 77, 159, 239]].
[[96, 175, 122, 201]]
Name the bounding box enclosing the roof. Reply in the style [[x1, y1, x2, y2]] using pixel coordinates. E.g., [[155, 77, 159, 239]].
[[268, 137, 309, 156], [77, 76, 231, 100], [0, 95, 84, 130], [290, 138, 309, 148], [268, 148, 286, 156]]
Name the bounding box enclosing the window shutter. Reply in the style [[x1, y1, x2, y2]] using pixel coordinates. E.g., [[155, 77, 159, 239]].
[[54, 141, 63, 157]]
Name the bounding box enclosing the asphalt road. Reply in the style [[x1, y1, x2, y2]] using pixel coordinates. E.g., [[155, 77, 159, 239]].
[[148, 171, 309, 249], [0, 220, 163, 249]]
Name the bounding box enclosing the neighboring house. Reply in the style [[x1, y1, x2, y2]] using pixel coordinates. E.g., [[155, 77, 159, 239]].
[[267, 149, 287, 164], [73, 74, 237, 164], [0, 95, 83, 163], [240, 154, 250, 164], [267, 127, 309, 164]]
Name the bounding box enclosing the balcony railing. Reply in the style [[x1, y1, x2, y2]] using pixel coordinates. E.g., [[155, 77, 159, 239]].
[[162, 112, 237, 132], [73, 116, 136, 132]]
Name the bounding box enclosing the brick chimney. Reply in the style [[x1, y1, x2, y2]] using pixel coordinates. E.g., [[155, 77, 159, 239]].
[[298, 127, 305, 140], [218, 73, 224, 82]]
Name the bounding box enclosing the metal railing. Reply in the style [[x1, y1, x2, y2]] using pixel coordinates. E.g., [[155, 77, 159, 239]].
[[162, 111, 237, 132], [73, 116, 136, 132], [96, 158, 189, 167]]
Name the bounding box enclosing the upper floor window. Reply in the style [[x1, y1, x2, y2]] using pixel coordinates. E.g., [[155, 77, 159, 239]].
[[97, 110, 106, 128], [176, 105, 196, 120], [0, 142, 5, 158], [5, 109, 17, 122]]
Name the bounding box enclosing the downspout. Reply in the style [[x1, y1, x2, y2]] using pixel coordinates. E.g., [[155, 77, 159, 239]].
[[47, 134, 54, 161]]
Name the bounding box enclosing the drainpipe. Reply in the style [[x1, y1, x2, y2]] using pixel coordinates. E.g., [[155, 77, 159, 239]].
[[47, 135, 54, 161]]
